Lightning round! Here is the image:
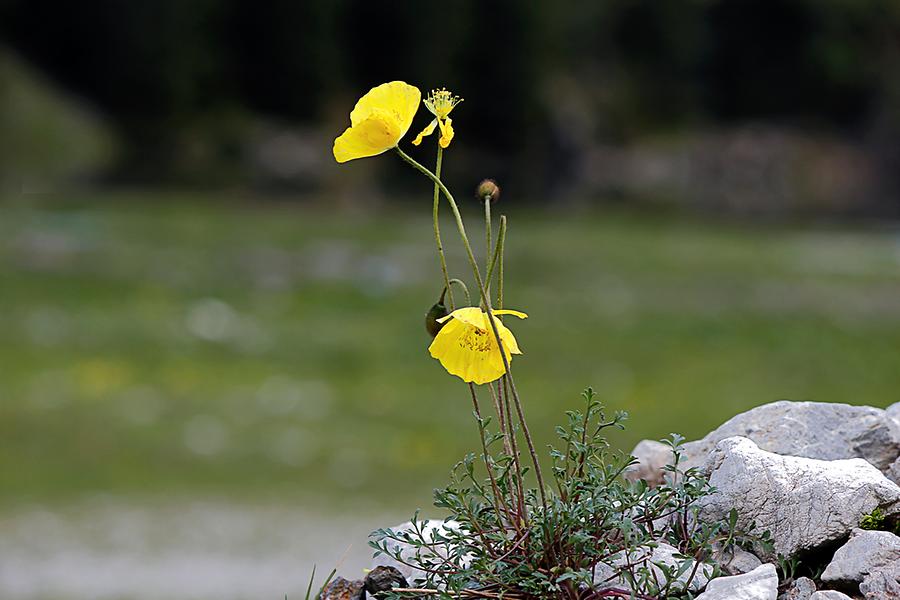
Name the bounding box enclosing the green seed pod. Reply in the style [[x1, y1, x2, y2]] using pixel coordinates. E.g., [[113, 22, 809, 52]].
[[425, 299, 450, 338]]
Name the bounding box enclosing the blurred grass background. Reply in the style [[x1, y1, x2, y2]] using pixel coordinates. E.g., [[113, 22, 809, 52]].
[[2, 197, 898, 512], [3, 1, 900, 595]]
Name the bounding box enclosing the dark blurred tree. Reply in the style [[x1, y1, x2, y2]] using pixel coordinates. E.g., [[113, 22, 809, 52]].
[[0, 0, 898, 201]]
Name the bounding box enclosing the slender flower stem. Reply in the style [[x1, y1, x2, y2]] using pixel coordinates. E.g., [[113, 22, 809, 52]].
[[395, 146, 548, 514], [447, 278, 471, 306], [503, 375, 526, 520], [485, 216, 506, 296], [494, 216, 511, 507], [488, 381, 524, 531], [469, 383, 516, 529], [497, 215, 506, 310], [432, 147, 454, 310], [484, 196, 492, 298], [486, 216, 513, 497]]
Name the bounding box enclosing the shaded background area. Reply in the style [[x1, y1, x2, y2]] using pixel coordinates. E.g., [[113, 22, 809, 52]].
[[1, 2, 900, 599], [3, 0, 900, 216]]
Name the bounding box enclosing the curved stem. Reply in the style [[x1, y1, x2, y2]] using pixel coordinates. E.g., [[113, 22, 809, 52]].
[[447, 278, 471, 306], [395, 146, 548, 514], [432, 147, 454, 310]]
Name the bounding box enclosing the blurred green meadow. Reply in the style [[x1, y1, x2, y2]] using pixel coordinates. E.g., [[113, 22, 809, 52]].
[[2, 195, 900, 512]]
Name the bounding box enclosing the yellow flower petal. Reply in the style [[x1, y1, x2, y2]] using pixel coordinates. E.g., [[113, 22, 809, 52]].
[[438, 307, 527, 326], [349, 81, 421, 138], [333, 111, 403, 163], [428, 307, 526, 384], [429, 319, 506, 385], [493, 309, 528, 319], [494, 319, 522, 355], [333, 82, 421, 163], [437, 307, 482, 326], [411, 119, 438, 146], [438, 117, 454, 148]]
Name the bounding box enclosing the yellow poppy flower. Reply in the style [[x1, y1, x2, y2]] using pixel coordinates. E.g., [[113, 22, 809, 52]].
[[428, 307, 527, 385], [333, 81, 421, 163], [412, 88, 462, 148]]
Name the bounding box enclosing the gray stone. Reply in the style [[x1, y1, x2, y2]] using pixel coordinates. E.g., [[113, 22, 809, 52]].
[[640, 542, 711, 592], [625, 439, 673, 486], [682, 401, 900, 472], [715, 545, 764, 575], [370, 520, 466, 584], [822, 528, 900, 584], [320, 577, 364, 600], [885, 401, 900, 432], [887, 456, 900, 486], [695, 563, 778, 600], [364, 566, 407, 595], [782, 576, 816, 600], [698, 437, 900, 560], [860, 567, 900, 600], [808, 592, 853, 600], [593, 542, 712, 594]]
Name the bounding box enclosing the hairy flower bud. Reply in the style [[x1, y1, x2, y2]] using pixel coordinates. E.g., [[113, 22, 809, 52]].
[[476, 179, 500, 203], [425, 299, 450, 338]]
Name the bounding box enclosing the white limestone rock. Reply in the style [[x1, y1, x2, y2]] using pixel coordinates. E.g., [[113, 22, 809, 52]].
[[860, 567, 900, 600], [781, 576, 816, 600], [698, 437, 900, 560], [593, 542, 712, 594], [885, 401, 900, 433], [808, 592, 853, 600], [370, 520, 466, 584], [695, 563, 778, 600], [716, 545, 764, 576], [682, 401, 900, 472], [822, 528, 900, 584], [625, 439, 674, 486], [887, 456, 900, 486]]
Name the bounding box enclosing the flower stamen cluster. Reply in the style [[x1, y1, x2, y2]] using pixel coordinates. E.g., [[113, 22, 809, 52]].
[[413, 88, 463, 148], [425, 88, 462, 119]]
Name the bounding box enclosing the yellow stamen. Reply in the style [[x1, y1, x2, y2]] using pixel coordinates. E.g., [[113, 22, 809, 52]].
[[424, 88, 463, 120]]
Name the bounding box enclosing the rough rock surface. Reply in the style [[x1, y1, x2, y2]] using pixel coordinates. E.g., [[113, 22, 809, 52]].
[[682, 401, 900, 472], [808, 592, 853, 600], [822, 528, 900, 584], [781, 576, 816, 600], [625, 440, 673, 486], [364, 566, 407, 595], [320, 577, 364, 600], [370, 520, 465, 584], [886, 401, 900, 431], [694, 563, 778, 600], [593, 542, 712, 593], [887, 456, 900, 486], [717, 545, 764, 576], [860, 568, 900, 599], [698, 437, 900, 560]]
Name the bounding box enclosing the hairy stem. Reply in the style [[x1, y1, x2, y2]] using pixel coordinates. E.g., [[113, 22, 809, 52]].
[[432, 147, 454, 310], [484, 196, 492, 301], [395, 146, 548, 514], [447, 278, 471, 306], [469, 384, 516, 534]]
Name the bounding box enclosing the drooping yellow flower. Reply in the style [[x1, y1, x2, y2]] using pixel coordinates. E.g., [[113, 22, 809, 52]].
[[412, 88, 462, 148], [333, 81, 421, 163], [428, 307, 527, 385]]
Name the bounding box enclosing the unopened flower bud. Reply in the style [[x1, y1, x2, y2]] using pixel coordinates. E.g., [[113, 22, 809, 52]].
[[476, 179, 500, 203], [425, 298, 449, 338]]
